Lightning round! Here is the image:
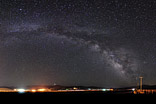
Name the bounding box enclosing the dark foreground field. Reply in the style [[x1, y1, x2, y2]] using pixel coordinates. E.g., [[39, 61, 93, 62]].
[[0, 91, 155, 102], [0, 91, 155, 97]]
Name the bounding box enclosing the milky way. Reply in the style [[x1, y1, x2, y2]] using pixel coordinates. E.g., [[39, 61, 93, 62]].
[[0, 0, 156, 87], [0, 22, 142, 86]]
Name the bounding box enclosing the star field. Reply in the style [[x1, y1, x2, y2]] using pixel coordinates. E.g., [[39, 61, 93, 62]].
[[0, 0, 156, 88]]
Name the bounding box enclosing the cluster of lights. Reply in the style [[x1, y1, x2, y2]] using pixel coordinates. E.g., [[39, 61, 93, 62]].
[[14, 89, 26, 93], [37, 89, 46, 92], [12, 88, 114, 93], [102, 89, 113, 91], [14, 88, 48, 93], [31, 89, 36, 92]]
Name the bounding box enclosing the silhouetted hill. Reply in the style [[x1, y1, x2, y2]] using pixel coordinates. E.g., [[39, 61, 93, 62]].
[[117, 85, 156, 90], [26, 85, 104, 90], [2, 84, 156, 90], [142, 85, 156, 89]]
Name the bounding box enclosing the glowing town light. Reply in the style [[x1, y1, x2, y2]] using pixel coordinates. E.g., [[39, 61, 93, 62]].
[[31, 89, 36, 92], [132, 88, 135, 91], [38, 89, 46, 92], [110, 89, 113, 91], [17, 89, 25, 93], [102, 89, 106, 91], [73, 87, 78, 90]]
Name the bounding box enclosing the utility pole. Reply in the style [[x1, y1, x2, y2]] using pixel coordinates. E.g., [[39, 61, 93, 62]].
[[139, 77, 143, 90]]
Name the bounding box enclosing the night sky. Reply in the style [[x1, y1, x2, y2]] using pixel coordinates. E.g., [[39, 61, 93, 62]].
[[0, 0, 156, 88]]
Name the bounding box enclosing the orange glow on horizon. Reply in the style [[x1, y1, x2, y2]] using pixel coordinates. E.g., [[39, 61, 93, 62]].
[[31, 89, 36, 92], [38, 89, 46, 92]]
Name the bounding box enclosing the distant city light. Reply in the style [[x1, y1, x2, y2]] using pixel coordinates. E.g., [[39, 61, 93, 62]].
[[17, 89, 25, 93], [31, 89, 36, 92], [102, 89, 113, 91], [88, 88, 91, 90], [73, 87, 78, 90], [132, 88, 135, 91], [102, 89, 106, 91], [38, 89, 46, 92]]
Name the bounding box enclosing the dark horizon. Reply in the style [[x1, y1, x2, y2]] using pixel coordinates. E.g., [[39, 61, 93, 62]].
[[1, 83, 156, 89]]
